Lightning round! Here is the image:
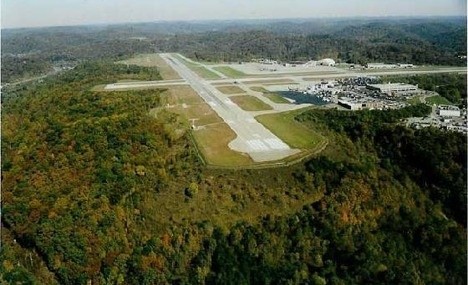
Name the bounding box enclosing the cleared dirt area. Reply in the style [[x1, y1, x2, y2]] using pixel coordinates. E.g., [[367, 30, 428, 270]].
[[193, 123, 253, 166], [117, 54, 181, 80], [216, 85, 246, 95], [230, 95, 274, 111], [256, 109, 326, 150]]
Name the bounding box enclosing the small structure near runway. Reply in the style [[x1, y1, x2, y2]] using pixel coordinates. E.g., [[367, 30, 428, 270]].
[[317, 58, 336, 66]]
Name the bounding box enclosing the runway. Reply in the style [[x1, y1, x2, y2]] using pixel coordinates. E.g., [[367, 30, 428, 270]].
[[207, 67, 468, 85], [159, 53, 300, 162], [103, 53, 466, 163], [104, 65, 467, 92]]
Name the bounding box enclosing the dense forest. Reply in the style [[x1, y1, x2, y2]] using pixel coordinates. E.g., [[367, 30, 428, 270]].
[[2, 17, 466, 82], [1, 58, 466, 284]]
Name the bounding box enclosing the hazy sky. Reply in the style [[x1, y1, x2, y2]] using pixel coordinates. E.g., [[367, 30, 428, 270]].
[[2, 0, 467, 29]]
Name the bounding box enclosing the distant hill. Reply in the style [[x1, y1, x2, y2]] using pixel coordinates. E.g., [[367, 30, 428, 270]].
[[2, 17, 466, 83]]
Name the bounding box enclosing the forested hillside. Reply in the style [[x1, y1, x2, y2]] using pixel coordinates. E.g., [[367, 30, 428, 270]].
[[2, 17, 466, 83], [175, 20, 467, 64], [1, 60, 466, 284]]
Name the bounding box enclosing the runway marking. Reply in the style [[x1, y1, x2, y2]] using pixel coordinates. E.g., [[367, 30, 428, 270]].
[[208, 102, 217, 107], [225, 99, 236, 106], [246, 139, 269, 152], [264, 138, 290, 150]]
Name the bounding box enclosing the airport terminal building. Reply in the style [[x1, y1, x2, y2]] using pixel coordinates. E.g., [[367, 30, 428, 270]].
[[366, 83, 418, 94], [438, 105, 461, 117]]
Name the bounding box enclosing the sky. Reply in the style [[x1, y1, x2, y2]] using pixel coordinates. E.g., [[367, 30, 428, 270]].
[[2, 0, 467, 29]]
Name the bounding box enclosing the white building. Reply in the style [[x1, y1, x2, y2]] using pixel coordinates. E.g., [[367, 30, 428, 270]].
[[438, 105, 461, 117], [318, 58, 336, 66], [366, 83, 418, 94], [367, 63, 397, 69], [338, 99, 362, 110], [397, 63, 415, 68], [338, 98, 383, 110]]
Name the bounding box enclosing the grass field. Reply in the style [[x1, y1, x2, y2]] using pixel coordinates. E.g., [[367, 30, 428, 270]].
[[216, 85, 246, 95], [160, 86, 253, 166], [250, 87, 269, 93], [174, 54, 221, 80], [163, 87, 222, 126], [407, 96, 423, 105], [213, 66, 248, 78], [192, 66, 222, 80], [230, 95, 273, 111], [170, 104, 221, 127], [264, 93, 290, 104], [251, 87, 290, 104], [426, 95, 452, 105], [193, 123, 253, 166], [163, 86, 204, 106], [247, 79, 295, 85], [91, 84, 107, 92], [256, 109, 326, 150], [117, 54, 181, 80]]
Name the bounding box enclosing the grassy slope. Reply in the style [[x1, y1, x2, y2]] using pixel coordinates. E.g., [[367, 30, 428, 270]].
[[192, 123, 253, 166], [426, 95, 452, 105], [407, 95, 423, 105], [256, 109, 327, 150]]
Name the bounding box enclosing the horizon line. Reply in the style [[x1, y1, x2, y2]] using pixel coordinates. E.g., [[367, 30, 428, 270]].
[[2, 14, 466, 31]]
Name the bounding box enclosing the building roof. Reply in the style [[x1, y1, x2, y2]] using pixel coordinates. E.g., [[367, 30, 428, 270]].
[[438, 105, 460, 111], [318, 58, 336, 65], [367, 83, 417, 90]]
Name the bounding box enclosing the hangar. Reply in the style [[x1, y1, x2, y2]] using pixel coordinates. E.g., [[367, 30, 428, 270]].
[[318, 58, 336, 66], [366, 83, 418, 94]]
